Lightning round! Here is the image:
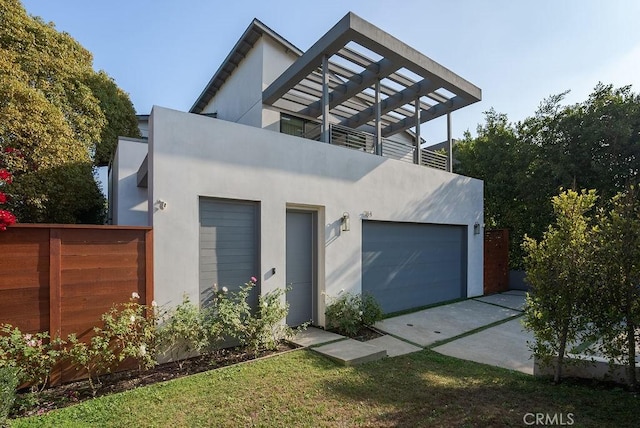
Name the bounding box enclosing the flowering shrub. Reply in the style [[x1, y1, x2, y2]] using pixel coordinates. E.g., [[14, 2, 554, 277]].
[[0, 164, 16, 230], [99, 293, 159, 371], [66, 332, 115, 395], [324, 292, 383, 337], [0, 282, 296, 407], [67, 292, 159, 394], [209, 278, 294, 355], [0, 325, 63, 391], [245, 287, 294, 354], [157, 295, 209, 366]]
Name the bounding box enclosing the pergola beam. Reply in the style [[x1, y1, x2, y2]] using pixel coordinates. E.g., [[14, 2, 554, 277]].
[[301, 58, 397, 118], [381, 95, 469, 137], [336, 47, 449, 106], [341, 78, 438, 129], [263, 14, 354, 105]]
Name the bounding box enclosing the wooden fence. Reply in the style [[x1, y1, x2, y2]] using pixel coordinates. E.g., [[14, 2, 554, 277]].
[[0, 224, 153, 384], [484, 229, 509, 294]]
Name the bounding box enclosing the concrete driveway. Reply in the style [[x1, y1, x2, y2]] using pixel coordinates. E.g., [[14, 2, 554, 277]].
[[374, 290, 536, 374]]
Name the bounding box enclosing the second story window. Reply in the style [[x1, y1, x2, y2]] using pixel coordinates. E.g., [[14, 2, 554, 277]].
[[280, 113, 320, 140]]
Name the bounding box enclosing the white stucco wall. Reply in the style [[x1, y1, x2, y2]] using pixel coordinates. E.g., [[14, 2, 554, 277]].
[[200, 38, 264, 127], [260, 36, 298, 131], [149, 106, 483, 324], [112, 137, 149, 226]]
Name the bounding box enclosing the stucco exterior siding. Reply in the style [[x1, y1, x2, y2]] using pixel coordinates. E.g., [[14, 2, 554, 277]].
[[148, 106, 483, 324], [111, 138, 149, 226]]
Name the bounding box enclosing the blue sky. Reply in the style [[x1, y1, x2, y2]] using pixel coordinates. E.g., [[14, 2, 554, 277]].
[[20, 0, 640, 143]]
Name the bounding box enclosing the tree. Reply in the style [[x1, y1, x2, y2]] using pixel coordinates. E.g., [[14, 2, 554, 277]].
[[0, 0, 140, 223], [456, 84, 640, 268], [530, 84, 640, 203], [87, 71, 140, 166], [591, 185, 640, 391], [522, 189, 597, 383], [455, 109, 551, 268]]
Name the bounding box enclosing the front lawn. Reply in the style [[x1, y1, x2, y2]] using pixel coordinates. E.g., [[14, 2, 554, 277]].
[[11, 349, 639, 427]]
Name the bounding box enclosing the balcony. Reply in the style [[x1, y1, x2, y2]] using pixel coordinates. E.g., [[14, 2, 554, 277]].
[[300, 123, 449, 171]]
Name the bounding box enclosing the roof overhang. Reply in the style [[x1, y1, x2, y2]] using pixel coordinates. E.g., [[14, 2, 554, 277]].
[[262, 12, 481, 138], [190, 19, 302, 114]]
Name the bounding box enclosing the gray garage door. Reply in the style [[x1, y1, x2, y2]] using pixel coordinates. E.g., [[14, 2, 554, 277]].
[[362, 221, 467, 314], [199, 198, 259, 308]]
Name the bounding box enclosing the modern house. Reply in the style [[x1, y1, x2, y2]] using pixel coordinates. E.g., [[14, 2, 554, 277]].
[[109, 12, 484, 326]]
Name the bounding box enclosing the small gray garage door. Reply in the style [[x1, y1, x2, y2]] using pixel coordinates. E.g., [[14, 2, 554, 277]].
[[199, 198, 259, 307], [362, 221, 467, 314]]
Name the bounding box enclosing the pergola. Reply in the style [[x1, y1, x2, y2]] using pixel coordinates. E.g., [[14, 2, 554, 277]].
[[263, 12, 481, 169]]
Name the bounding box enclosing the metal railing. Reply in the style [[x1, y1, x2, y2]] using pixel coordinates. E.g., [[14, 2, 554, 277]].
[[420, 148, 448, 171], [298, 123, 448, 171]]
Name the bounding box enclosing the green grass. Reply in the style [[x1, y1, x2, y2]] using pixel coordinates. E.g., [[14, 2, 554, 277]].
[[10, 349, 639, 427]]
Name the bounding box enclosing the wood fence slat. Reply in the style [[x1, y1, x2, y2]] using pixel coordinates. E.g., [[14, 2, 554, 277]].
[[145, 229, 154, 307], [49, 229, 61, 338], [61, 242, 144, 256]]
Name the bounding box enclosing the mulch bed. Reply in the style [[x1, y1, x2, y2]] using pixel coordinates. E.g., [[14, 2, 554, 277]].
[[330, 326, 385, 342], [12, 342, 297, 418]]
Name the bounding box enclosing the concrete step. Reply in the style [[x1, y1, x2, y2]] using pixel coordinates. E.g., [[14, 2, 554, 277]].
[[312, 338, 387, 365], [290, 327, 345, 347]]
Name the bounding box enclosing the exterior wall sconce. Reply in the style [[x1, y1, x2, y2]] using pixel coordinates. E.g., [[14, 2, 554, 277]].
[[156, 199, 167, 210], [473, 222, 481, 235], [362, 211, 373, 218], [341, 212, 350, 232]]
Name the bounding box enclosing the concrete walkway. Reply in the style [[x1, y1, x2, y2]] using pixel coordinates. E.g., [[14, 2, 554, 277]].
[[291, 291, 534, 373], [374, 298, 522, 347], [432, 317, 534, 374], [375, 290, 534, 374]]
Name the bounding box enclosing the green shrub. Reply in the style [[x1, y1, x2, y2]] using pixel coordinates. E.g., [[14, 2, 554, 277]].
[[245, 288, 294, 354], [212, 279, 294, 356], [361, 293, 384, 327], [0, 366, 18, 425], [66, 331, 116, 396], [158, 295, 209, 365], [325, 292, 383, 337], [66, 293, 159, 395], [0, 324, 63, 391], [100, 293, 159, 371]]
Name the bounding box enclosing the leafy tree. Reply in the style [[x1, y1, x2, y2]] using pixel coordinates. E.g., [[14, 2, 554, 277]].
[[87, 71, 140, 166], [590, 185, 640, 391], [522, 189, 597, 383], [455, 109, 551, 267], [0, 0, 139, 223], [530, 84, 640, 202], [456, 84, 640, 268]]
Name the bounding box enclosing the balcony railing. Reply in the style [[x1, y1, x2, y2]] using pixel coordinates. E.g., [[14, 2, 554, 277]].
[[300, 123, 448, 171]]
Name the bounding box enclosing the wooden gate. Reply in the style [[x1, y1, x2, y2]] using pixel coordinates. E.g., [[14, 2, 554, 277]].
[[483, 229, 509, 294]]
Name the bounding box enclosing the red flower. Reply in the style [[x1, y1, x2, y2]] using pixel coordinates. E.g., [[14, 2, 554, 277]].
[[0, 169, 12, 184], [0, 209, 16, 231], [0, 192, 6, 204], [4, 147, 24, 158]]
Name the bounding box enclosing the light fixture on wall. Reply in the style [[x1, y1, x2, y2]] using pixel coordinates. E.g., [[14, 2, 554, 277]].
[[341, 212, 350, 232], [156, 199, 167, 210], [362, 211, 373, 218], [473, 222, 481, 235]]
